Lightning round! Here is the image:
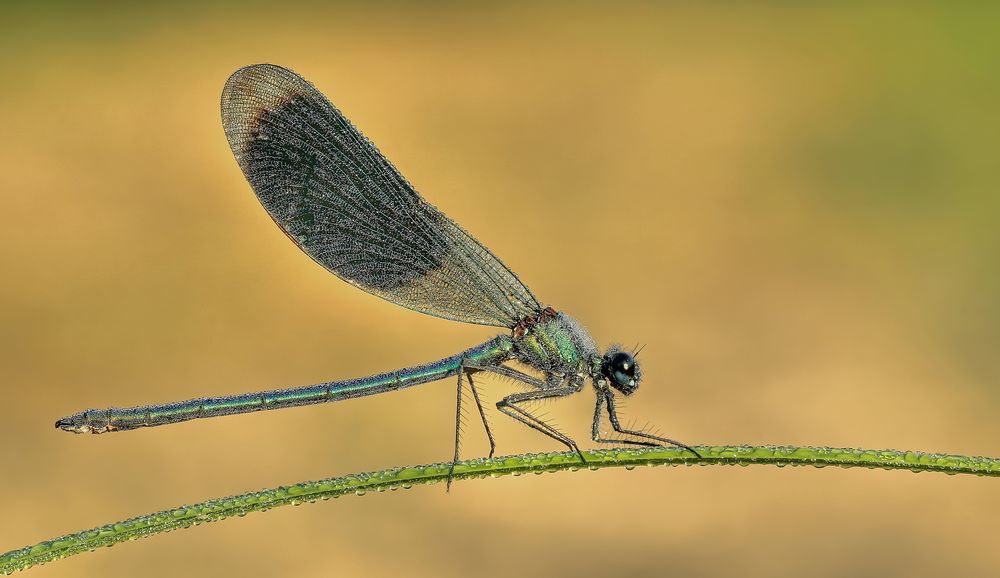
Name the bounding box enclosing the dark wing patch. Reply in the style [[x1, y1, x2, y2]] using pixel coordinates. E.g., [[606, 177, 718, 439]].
[[221, 64, 541, 327]]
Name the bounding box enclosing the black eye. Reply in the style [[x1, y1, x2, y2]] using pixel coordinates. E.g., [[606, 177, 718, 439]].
[[604, 351, 639, 395], [610, 352, 635, 378]]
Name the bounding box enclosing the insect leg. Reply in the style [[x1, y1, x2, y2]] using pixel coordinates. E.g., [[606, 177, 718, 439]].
[[459, 364, 586, 461], [447, 361, 506, 489], [447, 368, 465, 491], [466, 372, 496, 458], [463, 362, 547, 388], [595, 390, 702, 458], [496, 383, 587, 463]]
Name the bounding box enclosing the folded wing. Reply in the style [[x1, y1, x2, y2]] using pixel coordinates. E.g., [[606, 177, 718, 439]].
[[221, 64, 541, 328]]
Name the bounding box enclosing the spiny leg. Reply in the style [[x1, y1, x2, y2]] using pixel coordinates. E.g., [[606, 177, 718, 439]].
[[593, 390, 702, 459], [500, 401, 580, 457], [447, 367, 465, 491], [591, 394, 658, 448], [463, 362, 547, 389], [592, 392, 656, 447], [447, 362, 502, 490], [496, 384, 587, 463], [460, 361, 545, 453], [458, 363, 586, 462], [591, 392, 606, 441], [466, 372, 495, 458], [459, 361, 547, 457]]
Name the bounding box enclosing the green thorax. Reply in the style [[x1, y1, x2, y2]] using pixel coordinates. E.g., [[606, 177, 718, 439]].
[[512, 311, 599, 375]]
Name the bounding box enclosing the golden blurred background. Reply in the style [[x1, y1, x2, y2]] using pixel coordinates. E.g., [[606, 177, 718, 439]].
[[2, 2, 999, 576]]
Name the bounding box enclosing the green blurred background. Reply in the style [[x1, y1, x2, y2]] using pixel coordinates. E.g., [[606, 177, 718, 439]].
[[2, 2, 999, 576]]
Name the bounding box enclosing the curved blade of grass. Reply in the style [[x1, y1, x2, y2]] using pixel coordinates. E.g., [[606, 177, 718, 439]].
[[3, 444, 999, 574]]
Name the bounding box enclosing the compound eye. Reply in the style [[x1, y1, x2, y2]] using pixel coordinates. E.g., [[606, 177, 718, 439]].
[[610, 352, 635, 385]]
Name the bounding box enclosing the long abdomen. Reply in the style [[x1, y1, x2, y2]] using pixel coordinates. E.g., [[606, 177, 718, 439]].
[[56, 336, 513, 434]]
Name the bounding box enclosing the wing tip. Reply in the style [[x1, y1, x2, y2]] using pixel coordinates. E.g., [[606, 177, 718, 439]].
[[220, 63, 312, 156]]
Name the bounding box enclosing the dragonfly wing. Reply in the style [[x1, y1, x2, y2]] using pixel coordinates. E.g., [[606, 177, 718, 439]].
[[221, 64, 541, 328]]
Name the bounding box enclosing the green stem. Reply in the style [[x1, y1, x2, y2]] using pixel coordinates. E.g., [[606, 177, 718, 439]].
[[2, 444, 998, 574]]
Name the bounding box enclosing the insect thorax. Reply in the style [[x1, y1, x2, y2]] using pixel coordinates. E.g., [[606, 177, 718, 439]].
[[512, 310, 599, 377]]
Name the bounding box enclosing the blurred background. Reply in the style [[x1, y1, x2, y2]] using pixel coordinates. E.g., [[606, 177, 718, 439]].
[[2, 1, 999, 576]]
